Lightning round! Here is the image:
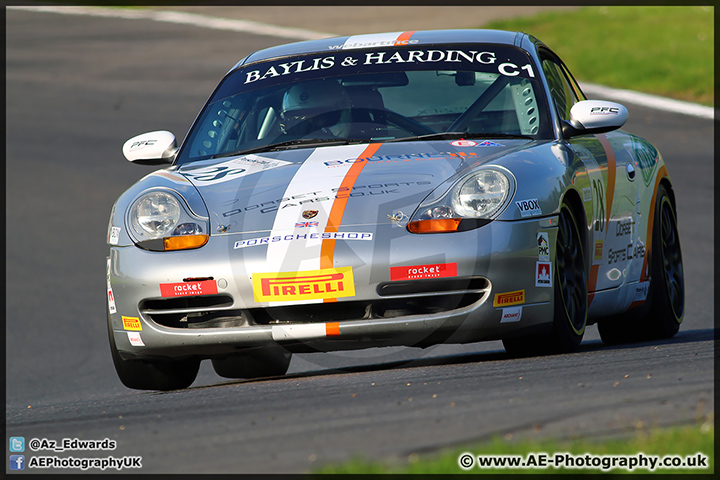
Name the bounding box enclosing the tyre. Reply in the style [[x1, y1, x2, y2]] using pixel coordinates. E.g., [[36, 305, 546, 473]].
[[598, 183, 684, 344], [503, 200, 587, 356], [212, 348, 291, 379], [108, 319, 200, 391]]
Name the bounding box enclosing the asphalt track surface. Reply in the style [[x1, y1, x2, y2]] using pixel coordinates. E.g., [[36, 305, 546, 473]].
[[5, 7, 714, 475]]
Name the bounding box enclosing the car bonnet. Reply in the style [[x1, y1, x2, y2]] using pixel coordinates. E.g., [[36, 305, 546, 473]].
[[178, 140, 530, 237]]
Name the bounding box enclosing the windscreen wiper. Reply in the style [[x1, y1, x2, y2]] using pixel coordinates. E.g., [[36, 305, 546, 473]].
[[386, 132, 468, 142], [387, 132, 534, 143], [211, 138, 366, 159]]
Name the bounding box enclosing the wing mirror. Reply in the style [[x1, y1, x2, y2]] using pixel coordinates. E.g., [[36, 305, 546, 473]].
[[562, 100, 628, 138], [122, 131, 177, 165]]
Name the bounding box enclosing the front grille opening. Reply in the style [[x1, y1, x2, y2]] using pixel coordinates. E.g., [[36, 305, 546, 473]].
[[250, 292, 484, 325], [139, 277, 490, 329], [148, 309, 250, 329], [139, 294, 234, 311], [139, 294, 237, 329], [377, 277, 490, 297]]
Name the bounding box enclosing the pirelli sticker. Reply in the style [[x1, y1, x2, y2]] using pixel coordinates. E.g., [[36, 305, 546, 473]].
[[122, 316, 142, 331], [253, 267, 355, 302], [493, 289, 525, 307]]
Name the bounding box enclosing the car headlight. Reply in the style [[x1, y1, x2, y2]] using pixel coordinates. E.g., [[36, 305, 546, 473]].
[[453, 170, 510, 217], [127, 190, 209, 251], [408, 167, 514, 234]]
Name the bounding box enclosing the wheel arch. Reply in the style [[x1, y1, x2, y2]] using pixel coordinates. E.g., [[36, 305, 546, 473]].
[[559, 187, 588, 267], [648, 175, 678, 277], [659, 176, 677, 213]]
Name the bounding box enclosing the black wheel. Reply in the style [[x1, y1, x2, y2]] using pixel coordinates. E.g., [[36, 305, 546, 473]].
[[550, 201, 588, 351], [212, 348, 291, 379], [650, 186, 685, 334], [598, 184, 684, 344], [503, 201, 587, 356], [108, 318, 200, 391]]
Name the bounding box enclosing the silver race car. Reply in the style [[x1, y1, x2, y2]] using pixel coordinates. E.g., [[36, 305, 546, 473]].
[[107, 29, 684, 390]]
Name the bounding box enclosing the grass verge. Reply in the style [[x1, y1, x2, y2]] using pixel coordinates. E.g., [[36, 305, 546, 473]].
[[314, 420, 713, 474], [38, 4, 713, 105], [484, 6, 714, 106]]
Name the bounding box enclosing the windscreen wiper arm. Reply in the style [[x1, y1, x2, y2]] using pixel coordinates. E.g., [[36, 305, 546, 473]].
[[387, 132, 533, 143], [211, 138, 366, 158]]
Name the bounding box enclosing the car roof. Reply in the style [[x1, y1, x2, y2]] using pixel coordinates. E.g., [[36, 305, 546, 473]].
[[231, 29, 536, 72]]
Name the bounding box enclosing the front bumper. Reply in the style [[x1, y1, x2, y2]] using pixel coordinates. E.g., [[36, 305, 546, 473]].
[[108, 217, 557, 360]]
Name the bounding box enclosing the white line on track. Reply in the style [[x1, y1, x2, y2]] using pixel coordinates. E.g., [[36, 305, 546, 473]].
[[7, 5, 333, 40], [581, 83, 714, 120], [10, 5, 714, 119]]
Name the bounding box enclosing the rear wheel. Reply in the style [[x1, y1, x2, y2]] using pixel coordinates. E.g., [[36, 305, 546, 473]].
[[598, 184, 684, 344], [212, 348, 291, 379], [108, 319, 200, 391], [503, 201, 587, 356]]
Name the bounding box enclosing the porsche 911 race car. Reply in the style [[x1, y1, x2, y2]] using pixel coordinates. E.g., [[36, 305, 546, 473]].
[[107, 29, 684, 390]]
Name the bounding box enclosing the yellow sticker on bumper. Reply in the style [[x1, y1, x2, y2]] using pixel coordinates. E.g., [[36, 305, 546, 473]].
[[493, 289, 525, 307], [122, 316, 142, 331], [253, 267, 355, 302]]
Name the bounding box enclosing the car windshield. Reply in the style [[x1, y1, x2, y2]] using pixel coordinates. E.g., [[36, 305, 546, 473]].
[[176, 44, 551, 165]]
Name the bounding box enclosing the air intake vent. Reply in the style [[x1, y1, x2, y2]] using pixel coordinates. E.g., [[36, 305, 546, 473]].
[[377, 277, 490, 297], [139, 294, 234, 313]]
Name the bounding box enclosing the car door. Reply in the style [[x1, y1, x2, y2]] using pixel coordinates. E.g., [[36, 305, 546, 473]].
[[540, 51, 640, 296]]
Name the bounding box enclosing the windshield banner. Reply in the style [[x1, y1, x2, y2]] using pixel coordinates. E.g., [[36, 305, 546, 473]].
[[216, 45, 535, 97]]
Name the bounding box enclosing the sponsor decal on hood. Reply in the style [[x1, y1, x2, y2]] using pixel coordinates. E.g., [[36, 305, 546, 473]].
[[181, 155, 291, 186]]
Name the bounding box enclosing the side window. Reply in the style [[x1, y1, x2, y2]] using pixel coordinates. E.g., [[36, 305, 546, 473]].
[[561, 63, 586, 102], [541, 58, 579, 121]]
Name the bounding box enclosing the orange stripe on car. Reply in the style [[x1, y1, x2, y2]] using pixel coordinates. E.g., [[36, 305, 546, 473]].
[[587, 264, 600, 305], [326, 322, 340, 336], [321, 143, 382, 301], [642, 164, 669, 281], [628, 164, 669, 309], [597, 134, 616, 236], [394, 31, 417, 45], [588, 134, 616, 307]]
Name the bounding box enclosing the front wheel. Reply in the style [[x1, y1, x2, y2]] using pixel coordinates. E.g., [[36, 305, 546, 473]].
[[212, 348, 291, 379], [549, 201, 588, 351], [108, 321, 200, 391], [503, 201, 587, 356]]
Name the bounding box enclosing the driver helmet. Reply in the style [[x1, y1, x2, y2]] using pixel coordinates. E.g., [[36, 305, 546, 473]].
[[280, 79, 352, 137]]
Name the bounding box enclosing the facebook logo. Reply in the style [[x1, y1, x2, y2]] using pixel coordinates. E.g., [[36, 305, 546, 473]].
[[9, 454, 25, 470], [10, 437, 25, 452]]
